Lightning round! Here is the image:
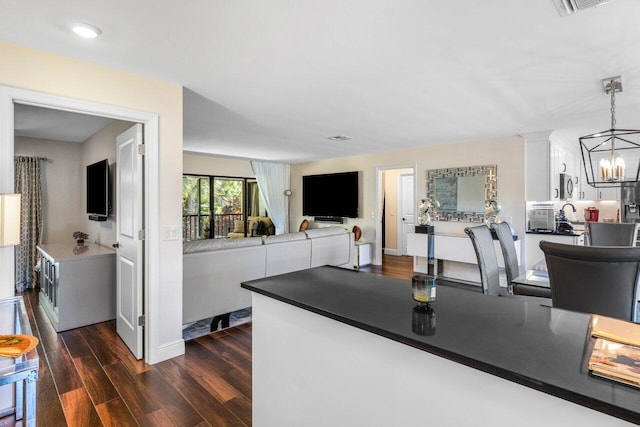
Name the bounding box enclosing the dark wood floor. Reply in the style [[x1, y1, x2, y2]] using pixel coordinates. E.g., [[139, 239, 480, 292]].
[[360, 254, 480, 291], [3, 288, 252, 426], [3, 255, 462, 426], [359, 253, 415, 280]]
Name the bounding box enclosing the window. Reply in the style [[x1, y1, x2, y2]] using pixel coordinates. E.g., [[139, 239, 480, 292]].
[[182, 175, 264, 241], [182, 175, 209, 240]]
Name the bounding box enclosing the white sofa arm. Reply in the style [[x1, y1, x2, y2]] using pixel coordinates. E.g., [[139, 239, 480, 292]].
[[307, 230, 354, 268]]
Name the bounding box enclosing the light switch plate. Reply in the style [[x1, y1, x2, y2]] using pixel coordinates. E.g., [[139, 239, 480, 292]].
[[163, 225, 180, 241]]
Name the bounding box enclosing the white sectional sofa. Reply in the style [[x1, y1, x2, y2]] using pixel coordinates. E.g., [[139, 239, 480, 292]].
[[183, 227, 354, 325]]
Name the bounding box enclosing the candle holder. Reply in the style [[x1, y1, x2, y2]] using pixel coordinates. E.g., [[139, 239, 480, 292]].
[[412, 274, 436, 308]]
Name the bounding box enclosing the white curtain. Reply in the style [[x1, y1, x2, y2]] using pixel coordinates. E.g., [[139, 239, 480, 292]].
[[250, 161, 290, 234]]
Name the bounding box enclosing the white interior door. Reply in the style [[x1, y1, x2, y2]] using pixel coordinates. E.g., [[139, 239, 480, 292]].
[[115, 124, 144, 359], [399, 173, 415, 256]]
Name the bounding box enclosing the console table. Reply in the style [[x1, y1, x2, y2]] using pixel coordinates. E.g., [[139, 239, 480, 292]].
[[0, 296, 39, 426], [243, 267, 639, 426], [37, 243, 116, 332], [407, 231, 521, 284]]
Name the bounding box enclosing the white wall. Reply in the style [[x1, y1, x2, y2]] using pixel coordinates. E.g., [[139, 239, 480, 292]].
[[183, 153, 255, 177], [291, 135, 526, 261], [0, 40, 184, 364], [82, 120, 134, 247], [14, 137, 84, 244]]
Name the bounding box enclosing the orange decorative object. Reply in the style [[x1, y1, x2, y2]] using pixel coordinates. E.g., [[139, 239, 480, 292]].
[[299, 219, 309, 232], [0, 334, 39, 358], [352, 225, 362, 241]]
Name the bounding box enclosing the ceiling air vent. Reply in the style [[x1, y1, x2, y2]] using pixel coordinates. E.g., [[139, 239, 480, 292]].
[[327, 135, 352, 142], [552, 0, 615, 17]]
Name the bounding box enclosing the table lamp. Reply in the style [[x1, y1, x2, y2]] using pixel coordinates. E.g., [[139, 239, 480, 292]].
[[0, 193, 21, 247]]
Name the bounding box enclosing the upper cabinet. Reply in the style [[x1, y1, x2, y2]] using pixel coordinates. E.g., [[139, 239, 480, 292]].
[[525, 131, 620, 202], [525, 130, 579, 201], [576, 150, 620, 201]]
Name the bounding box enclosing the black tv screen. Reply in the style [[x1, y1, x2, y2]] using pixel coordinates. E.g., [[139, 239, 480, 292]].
[[86, 159, 110, 217], [302, 171, 359, 218]]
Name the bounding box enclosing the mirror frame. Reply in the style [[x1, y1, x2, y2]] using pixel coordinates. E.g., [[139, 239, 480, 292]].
[[426, 164, 497, 222]]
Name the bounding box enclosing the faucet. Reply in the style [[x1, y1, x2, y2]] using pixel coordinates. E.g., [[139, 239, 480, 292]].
[[559, 203, 576, 223], [561, 202, 576, 213]]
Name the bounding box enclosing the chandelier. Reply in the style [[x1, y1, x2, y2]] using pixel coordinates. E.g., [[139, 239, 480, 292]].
[[579, 76, 640, 188]]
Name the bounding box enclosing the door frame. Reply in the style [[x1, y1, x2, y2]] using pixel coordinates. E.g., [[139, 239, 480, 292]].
[[397, 172, 415, 256], [374, 164, 417, 265], [0, 85, 160, 363]]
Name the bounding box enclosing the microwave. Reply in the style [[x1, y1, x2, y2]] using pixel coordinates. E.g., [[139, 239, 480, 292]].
[[559, 173, 574, 200], [529, 208, 555, 232]]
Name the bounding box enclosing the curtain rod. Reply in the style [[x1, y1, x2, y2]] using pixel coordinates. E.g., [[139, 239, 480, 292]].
[[14, 156, 48, 161]]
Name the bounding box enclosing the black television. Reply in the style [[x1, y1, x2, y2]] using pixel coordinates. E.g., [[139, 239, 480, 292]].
[[302, 171, 359, 218], [86, 159, 110, 220]]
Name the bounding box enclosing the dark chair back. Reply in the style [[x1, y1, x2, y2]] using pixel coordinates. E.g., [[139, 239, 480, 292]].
[[465, 225, 500, 296], [586, 222, 639, 246], [491, 222, 519, 291], [540, 241, 640, 322]]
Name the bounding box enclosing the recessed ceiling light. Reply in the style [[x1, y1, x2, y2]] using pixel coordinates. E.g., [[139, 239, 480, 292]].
[[72, 23, 102, 39], [328, 135, 352, 142]]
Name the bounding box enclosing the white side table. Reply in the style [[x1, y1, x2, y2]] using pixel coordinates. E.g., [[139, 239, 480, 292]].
[[354, 241, 372, 269]]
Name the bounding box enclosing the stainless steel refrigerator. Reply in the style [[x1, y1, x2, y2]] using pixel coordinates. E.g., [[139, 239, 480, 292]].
[[621, 183, 640, 224]]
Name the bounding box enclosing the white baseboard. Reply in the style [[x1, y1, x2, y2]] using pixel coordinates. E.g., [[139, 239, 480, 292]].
[[150, 339, 185, 364], [383, 248, 401, 256]]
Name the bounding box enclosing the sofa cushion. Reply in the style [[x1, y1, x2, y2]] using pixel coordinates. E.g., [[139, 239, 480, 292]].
[[233, 220, 245, 233], [304, 227, 347, 238], [263, 232, 307, 244], [248, 216, 275, 236], [254, 220, 267, 236], [183, 237, 263, 254]]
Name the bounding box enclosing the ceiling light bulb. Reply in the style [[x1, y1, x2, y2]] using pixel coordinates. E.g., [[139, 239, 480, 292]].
[[72, 23, 102, 38]]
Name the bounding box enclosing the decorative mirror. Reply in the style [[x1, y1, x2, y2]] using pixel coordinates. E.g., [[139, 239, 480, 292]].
[[426, 164, 497, 222]]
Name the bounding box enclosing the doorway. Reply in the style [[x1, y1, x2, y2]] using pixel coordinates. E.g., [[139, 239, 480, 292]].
[[375, 165, 416, 266], [0, 85, 161, 362]]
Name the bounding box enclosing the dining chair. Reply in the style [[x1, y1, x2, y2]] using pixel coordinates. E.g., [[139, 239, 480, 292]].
[[491, 222, 519, 294], [540, 241, 640, 322], [464, 225, 500, 296], [586, 222, 639, 246]]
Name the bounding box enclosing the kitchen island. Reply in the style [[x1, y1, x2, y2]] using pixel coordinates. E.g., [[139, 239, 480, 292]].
[[242, 266, 639, 426]]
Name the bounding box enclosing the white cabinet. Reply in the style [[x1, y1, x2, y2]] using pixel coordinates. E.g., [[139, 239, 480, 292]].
[[524, 233, 584, 269], [576, 159, 597, 201], [596, 187, 620, 201], [576, 160, 620, 201], [525, 130, 580, 201], [406, 233, 429, 257], [37, 243, 116, 332]]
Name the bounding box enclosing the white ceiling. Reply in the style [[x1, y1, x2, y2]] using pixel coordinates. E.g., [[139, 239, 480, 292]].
[[14, 104, 113, 143], [2, 0, 640, 163]]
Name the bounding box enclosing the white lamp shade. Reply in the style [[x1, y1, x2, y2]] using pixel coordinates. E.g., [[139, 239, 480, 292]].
[[0, 194, 21, 247]]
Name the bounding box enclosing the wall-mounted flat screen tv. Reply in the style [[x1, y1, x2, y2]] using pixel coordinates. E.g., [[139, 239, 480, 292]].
[[86, 159, 110, 219], [302, 171, 359, 218]]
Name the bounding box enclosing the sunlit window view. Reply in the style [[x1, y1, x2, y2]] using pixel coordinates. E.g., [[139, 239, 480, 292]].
[[182, 175, 263, 241]]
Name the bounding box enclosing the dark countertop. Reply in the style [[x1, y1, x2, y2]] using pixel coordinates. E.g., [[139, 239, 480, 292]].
[[242, 266, 640, 424], [526, 230, 584, 237]]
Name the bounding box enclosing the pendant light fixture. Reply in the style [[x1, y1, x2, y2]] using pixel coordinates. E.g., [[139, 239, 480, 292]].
[[580, 76, 640, 188]]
